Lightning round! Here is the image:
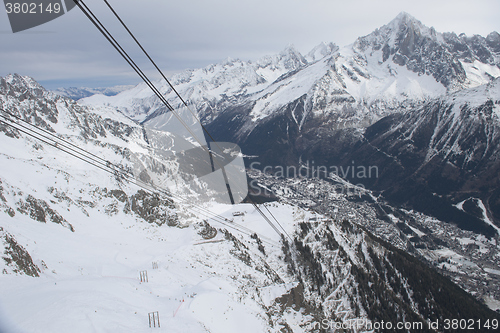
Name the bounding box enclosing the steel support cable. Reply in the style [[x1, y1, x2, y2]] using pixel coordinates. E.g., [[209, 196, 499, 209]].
[[101, 0, 257, 217], [73, 0, 204, 150], [76, 0, 239, 199], [262, 203, 290, 237], [253, 204, 282, 235], [99, 1, 292, 241], [0, 109, 130, 176], [73, 0, 289, 241], [74, 1, 171, 111], [0, 109, 240, 237], [102, 0, 220, 146], [77, 0, 236, 169], [0, 114, 166, 198], [252, 198, 292, 241], [0, 109, 176, 199], [0, 112, 278, 246], [77, 0, 245, 205], [0, 119, 277, 247], [0, 117, 115, 176]]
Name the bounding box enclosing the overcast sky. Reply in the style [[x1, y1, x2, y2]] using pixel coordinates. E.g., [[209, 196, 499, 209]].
[[1, 0, 499, 89]]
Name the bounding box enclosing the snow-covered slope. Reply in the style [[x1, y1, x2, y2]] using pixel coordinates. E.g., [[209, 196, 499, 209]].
[[2, 75, 499, 332]]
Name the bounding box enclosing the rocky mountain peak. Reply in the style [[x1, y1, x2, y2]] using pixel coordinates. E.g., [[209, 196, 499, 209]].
[[487, 31, 500, 43], [356, 11, 439, 55], [1, 73, 47, 98], [305, 42, 338, 62], [356, 13, 423, 47], [352, 12, 470, 88], [486, 31, 500, 54], [389, 11, 425, 29], [277, 44, 308, 70], [220, 56, 242, 67]]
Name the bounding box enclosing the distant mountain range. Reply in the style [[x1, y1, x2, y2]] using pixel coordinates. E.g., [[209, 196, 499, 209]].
[[53, 84, 135, 100]]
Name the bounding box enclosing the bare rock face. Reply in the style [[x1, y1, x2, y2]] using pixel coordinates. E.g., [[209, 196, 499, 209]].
[[1, 228, 40, 277], [125, 189, 178, 226], [17, 195, 74, 231], [196, 220, 217, 240]]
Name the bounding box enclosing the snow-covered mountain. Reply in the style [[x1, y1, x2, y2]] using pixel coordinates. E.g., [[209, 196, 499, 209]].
[[353, 12, 500, 90], [2, 74, 499, 332], [81, 12, 499, 135]]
